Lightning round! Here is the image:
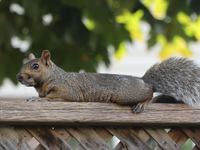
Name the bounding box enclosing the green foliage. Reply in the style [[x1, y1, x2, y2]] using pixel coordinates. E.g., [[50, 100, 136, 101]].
[[0, 0, 200, 85]]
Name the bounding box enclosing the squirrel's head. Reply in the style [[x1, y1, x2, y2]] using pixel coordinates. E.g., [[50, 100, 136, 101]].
[[16, 50, 52, 87]]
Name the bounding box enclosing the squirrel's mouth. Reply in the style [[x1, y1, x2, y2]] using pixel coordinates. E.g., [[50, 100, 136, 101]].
[[23, 81, 34, 87], [19, 80, 34, 87], [16, 73, 34, 87]]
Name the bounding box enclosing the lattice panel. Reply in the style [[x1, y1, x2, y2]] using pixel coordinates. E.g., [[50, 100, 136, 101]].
[[0, 126, 200, 150]]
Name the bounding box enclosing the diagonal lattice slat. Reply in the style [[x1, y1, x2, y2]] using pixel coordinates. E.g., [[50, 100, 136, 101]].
[[168, 127, 189, 147], [144, 127, 181, 150], [192, 145, 200, 150], [0, 125, 200, 150], [66, 126, 112, 150], [181, 127, 200, 148], [107, 127, 151, 150], [25, 126, 73, 150], [0, 126, 33, 150]]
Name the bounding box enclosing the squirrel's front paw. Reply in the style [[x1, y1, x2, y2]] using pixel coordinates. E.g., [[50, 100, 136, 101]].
[[26, 97, 48, 102], [132, 99, 151, 114], [132, 103, 145, 114]]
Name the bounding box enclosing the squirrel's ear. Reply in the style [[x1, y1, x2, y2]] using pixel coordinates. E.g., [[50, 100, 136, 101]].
[[41, 50, 51, 67], [29, 53, 36, 60]]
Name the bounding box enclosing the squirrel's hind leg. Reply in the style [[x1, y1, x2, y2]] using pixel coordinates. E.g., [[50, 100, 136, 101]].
[[132, 98, 152, 113]]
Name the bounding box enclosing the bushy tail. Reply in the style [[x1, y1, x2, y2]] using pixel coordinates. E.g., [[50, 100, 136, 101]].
[[142, 57, 200, 108]]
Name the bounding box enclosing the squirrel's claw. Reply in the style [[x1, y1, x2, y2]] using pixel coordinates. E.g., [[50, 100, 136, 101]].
[[26, 96, 49, 102], [132, 98, 151, 113], [132, 103, 145, 114]]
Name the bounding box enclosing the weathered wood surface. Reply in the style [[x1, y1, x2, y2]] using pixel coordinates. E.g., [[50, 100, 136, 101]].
[[0, 126, 33, 150], [0, 101, 200, 125], [0, 126, 200, 150], [181, 127, 200, 148], [107, 127, 151, 150], [144, 127, 180, 150]]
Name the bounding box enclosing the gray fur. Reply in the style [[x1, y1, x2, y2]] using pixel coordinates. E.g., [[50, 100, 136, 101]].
[[142, 57, 200, 107], [47, 62, 153, 105]]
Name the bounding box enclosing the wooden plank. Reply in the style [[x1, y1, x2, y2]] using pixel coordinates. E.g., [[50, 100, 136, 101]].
[[25, 126, 74, 150], [55, 127, 85, 150], [106, 127, 151, 150], [94, 127, 125, 150], [132, 127, 154, 149], [0, 126, 33, 150], [74, 126, 114, 150], [66, 126, 112, 150], [0, 101, 200, 125], [114, 142, 126, 150], [14, 126, 33, 141], [75, 146, 86, 150], [181, 127, 200, 148], [14, 126, 45, 150], [153, 127, 189, 150], [144, 127, 181, 150], [136, 128, 154, 148], [94, 127, 113, 143], [168, 127, 188, 147], [192, 145, 200, 150], [54, 127, 72, 142], [134, 127, 151, 143], [0, 145, 5, 150]]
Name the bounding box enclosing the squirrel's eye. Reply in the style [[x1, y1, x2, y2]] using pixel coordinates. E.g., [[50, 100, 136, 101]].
[[32, 64, 39, 70]]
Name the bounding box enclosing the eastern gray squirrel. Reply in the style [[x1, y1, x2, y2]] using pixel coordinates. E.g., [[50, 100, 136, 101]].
[[16, 50, 200, 113]]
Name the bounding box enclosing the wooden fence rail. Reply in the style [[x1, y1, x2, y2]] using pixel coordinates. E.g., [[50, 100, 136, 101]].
[[0, 101, 200, 150]]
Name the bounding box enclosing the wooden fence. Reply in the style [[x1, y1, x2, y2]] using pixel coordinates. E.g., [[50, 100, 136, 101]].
[[0, 101, 200, 150]]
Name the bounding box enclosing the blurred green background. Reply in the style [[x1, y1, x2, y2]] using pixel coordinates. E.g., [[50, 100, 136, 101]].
[[1, 0, 200, 85]]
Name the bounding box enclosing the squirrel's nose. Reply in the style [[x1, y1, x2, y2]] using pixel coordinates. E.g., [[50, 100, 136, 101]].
[[16, 73, 23, 82]]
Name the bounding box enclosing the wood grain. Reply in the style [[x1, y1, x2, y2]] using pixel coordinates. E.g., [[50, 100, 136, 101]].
[[0, 126, 33, 150], [25, 126, 73, 150], [153, 127, 189, 150], [0, 125, 199, 149], [0, 101, 200, 125], [181, 127, 200, 147], [66, 126, 112, 150], [14, 126, 45, 150], [144, 127, 181, 150], [192, 145, 200, 150], [168, 127, 189, 147], [107, 127, 151, 150], [94, 127, 113, 143]]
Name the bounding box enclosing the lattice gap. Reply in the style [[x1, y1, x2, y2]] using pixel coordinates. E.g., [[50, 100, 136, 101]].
[[68, 137, 79, 149], [146, 137, 157, 149], [181, 139, 194, 150], [25, 127, 122, 150], [27, 137, 39, 149], [108, 136, 120, 148]]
